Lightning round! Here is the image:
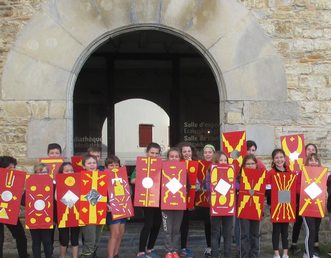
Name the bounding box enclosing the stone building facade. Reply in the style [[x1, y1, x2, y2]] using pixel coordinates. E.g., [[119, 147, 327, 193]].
[[0, 0, 330, 171]]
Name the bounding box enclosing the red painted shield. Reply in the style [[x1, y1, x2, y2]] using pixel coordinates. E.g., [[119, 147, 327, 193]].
[[270, 171, 297, 222], [299, 166, 328, 218], [210, 165, 236, 216], [71, 156, 84, 173], [80, 171, 108, 225], [237, 168, 267, 221], [25, 174, 53, 229], [195, 160, 211, 207], [0, 169, 26, 225], [281, 134, 305, 172], [39, 157, 64, 178], [56, 173, 81, 228], [161, 161, 187, 210], [222, 131, 247, 172], [134, 157, 162, 208], [107, 167, 134, 220], [185, 160, 198, 209]]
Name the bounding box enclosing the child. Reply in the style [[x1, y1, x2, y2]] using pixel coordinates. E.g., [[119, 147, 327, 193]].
[[81, 154, 103, 258], [268, 149, 290, 258], [210, 151, 233, 258], [302, 153, 323, 258], [87, 146, 104, 171], [57, 162, 80, 258], [177, 142, 198, 258], [162, 148, 183, 258], [0, 156, 29, 258], [47, 143, 62, 157], [201, 144, 215, 257], [290, 143, 319, 256], [29, 163, 53, 258], [131, 142, 162, 258], [237, 154, 262, 258], [105, 155, 126, 258]]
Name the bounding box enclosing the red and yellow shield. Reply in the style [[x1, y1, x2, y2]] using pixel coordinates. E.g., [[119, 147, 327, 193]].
[[0, 169, 26, 225], [161, 161, 187, 210], [80, 171, 108, 225], [107, 167, 134, 220], [39, 157, 64, 178], [56, 173, 81, 228], [299, 166, 328, 218], [237, 168, 266, 221], [222, 131, 247, 172], [270, 171, 297, 223], [25, 174, 53, 229], [134, 157, 162, 208], [210, 165, 236, 216], [280, 134, 305, 172], [195, 160, 211, 207], [71, 156, 84, 173], [185, 160, 198, 209]]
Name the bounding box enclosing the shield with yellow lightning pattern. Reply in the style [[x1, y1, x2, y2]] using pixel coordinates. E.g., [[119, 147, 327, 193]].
[[270, 171, 297, 223], [195, 160, 211, 207], [161, 161, 187, 210], [134, 157, 162, 208], [80, 170, 108, 225], [107, 166, 134, 220], [25, 174, 53, 229], [0, 169, 26, 225], [237, 168, 266, 221], [299, 166, 327, 218], [39, 157, 64, 178], [222, 131, 247, 173], [280, 134, 305, 172], [210, 164, 236, 216], [71, 156, 84, 173], [56, 173, 81, 228], [185, 160, 198, 209]]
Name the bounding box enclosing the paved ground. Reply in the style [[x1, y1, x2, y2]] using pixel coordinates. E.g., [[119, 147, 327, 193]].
[[2, 219, 331, 258]]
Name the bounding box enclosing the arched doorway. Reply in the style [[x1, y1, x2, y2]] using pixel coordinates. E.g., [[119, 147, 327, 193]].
[[73, 30, 220, 157]]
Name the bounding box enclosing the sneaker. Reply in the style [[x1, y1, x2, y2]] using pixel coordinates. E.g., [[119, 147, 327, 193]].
[[172, 252, 180, 258], [180, 248, 194, 258], [165, 252, 173, 258], [289, 245, 301, 255], [204, 247, 212, 257], [146, 250, 161, 258], [313, 246, 321, 257]]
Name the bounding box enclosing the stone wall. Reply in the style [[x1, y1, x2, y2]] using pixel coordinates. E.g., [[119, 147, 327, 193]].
[[0, 0, 330, 167]]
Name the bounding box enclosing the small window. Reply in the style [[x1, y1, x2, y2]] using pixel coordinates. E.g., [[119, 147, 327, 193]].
[[139, 124, 153, 147]]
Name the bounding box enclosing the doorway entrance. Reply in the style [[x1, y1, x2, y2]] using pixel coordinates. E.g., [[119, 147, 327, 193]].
[[73, 30, 220, 160]]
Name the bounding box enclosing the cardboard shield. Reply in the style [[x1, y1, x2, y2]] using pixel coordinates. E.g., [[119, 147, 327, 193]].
[[25, 174, 53, 229], [299, 166, 328, 218], [185, 160, 198, 209], [237, 168, 266, 221], [39, 157, 64, 178], [222, 131, 247, 172], [56, 173, 81, 228], [281, 134, 305, 172], [210, 165, 236, 216], [0, 169, 26, 225], [195, 160, 211, 207], [107, 167, 134, 220], [71, 156, 84, 173], [161, 161, 187, 210], [134, 157, 162, 208], [270, 172, 297, 223], [80, 171, 108, 225]]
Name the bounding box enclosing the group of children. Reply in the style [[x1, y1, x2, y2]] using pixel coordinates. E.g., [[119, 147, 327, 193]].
[[0, 140, 329, 258]]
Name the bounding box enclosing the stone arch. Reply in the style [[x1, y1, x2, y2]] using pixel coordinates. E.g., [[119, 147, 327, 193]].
[[1, 0, 287, 157]]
